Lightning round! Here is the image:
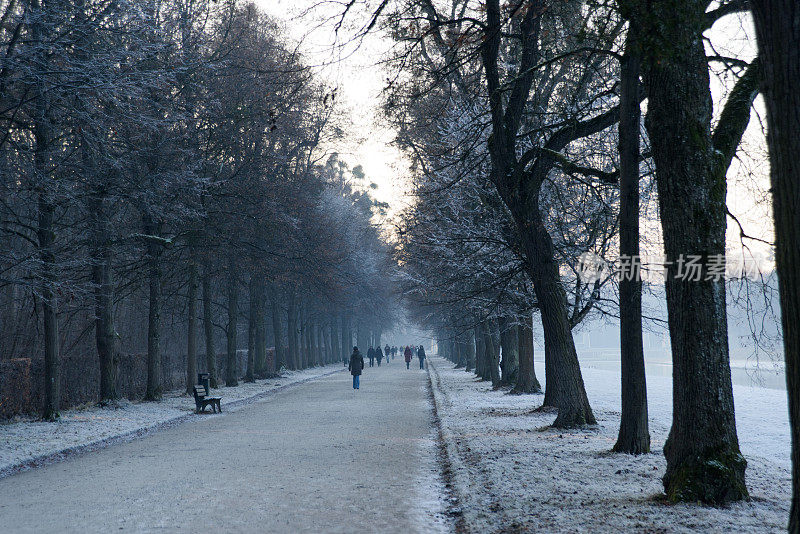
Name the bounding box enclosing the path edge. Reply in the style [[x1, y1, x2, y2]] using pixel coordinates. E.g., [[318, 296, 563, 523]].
[[0, 367, 345, 481], [427, 357, 470, 534]]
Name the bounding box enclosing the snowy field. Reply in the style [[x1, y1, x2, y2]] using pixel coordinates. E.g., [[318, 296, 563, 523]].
[[428, 356, 791, 533], [0, 365, 343, 479]]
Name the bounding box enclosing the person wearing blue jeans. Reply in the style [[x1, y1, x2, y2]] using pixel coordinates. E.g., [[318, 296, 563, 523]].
[[349, 346, 364, 390], [418, 345, 426, 369]]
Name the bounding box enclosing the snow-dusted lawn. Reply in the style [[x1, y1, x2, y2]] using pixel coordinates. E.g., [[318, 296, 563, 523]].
[[0, 364, 343, 478], [428, 356, 791, 533]]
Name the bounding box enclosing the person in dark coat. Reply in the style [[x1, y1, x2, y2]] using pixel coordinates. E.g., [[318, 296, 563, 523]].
[[367, 346, 375, 367], [349, 347, 364, 389], [376, 346, 384, 366], [404, 346, 413, 369], [385, 344, 391, 362], [418, 345, 426, 369]]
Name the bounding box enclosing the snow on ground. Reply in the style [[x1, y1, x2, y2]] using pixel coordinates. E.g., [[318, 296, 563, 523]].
[[427, 356, 791, 533], [0, 364, 343, 478]]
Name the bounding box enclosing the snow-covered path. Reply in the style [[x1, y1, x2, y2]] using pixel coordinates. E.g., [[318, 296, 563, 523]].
[[0, 361, 452, 533]]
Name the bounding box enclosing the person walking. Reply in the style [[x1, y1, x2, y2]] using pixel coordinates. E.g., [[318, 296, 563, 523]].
[[349, 346, 364, 389], [376, 346, 384, 366], [367, 346, 375, 367], [418, 345, 426, 370], [404, 346, 413, 369], [384, 344, 391, 362]]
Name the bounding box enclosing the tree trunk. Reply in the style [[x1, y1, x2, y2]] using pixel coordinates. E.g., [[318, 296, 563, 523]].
[[475, 325, 487, 380], [357, 322, 369, 356], [481, 0, 594, 428], [91, 191, 117, 403], [32, 4, 59, 419], [347, 323, 354, 362], [526, 230, 595, 426], [245, 276, 256, 383], [287, 291, 298, 370], [513, 313, 541, 394], [144, 218, 162, 401], [484, 320, 501, 388], [309, 320, 318, 367], [300, 306, 309, 369], [323, 321, 332, 364], [270, 286, 284, 372], [341, 315, 350, 363], [225, 258, 238, 387], [465, 328, 476, 372], [39, 192, 59, 419], [315, 322, 322, 366], [202, 264, 218, 388], [254, 278, 267, 377], [613, 23, 650, 455], [640, 1, 748, 503], [749, 2, 800, 527], [499, 318, 519, 387], [186, 255, 198, 395]]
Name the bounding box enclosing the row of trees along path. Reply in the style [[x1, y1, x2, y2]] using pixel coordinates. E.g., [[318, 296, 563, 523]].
[[0, 1, 397, 419], [335, 0, 800, 529]]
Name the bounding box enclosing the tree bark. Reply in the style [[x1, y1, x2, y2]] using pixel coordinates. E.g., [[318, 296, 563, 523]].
[[202, 264, 218, 388], [32, 2, 59, 419], [270, 286, 284, 372], [499, 318, 519, 387], [39, 192, 59, 419], [341, 315, 350, 363], [91, 190, 117, 403], [452, 335, 464, 368], [245, 276, 256, 383], [484, 320, 501, 388], [287, 291, 298, 370], [324, 321, 333, 364], [186, 255, 198, 395], [613, 23, 650, 455], [749, 2, 800, 528], [347, 322, 354, 363], [300, 306, 309, 369], [309, 319, 318, 367], [528, 233, 595, 426], [513, 313, 542, 394], [475, 324, 487, 380], [357, 322, 369, 356], [225, 258, 238, 387], [638, 0, 751, 503], [465, 327, 476, 372], [143, 217, 162, 401], [254, 278, 267, 377]]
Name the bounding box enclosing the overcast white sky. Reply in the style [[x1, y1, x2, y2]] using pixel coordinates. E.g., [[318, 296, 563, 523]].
[[257, 0, 412, 223]]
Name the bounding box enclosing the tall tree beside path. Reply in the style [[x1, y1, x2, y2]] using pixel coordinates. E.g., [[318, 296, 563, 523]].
[[480, 0, 598, 427], [29, 0, 60, 420], [749, 1, 800, 529], [633, 0, 759, 503], [612, 14, 649, 455]]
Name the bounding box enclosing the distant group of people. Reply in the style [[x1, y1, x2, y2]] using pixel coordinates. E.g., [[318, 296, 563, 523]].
[[347, 343, 427, 389]]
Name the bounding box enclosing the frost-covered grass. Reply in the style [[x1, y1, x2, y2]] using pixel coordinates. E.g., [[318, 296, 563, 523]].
[[428, 356, 790, 533], [0, 364, 343, 478]]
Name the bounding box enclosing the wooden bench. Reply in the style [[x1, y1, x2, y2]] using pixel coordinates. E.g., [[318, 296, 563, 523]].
[[193, 384, 222, 414]]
